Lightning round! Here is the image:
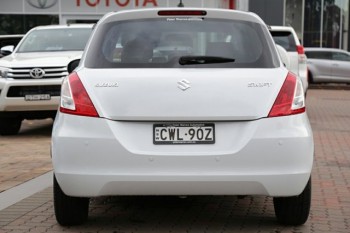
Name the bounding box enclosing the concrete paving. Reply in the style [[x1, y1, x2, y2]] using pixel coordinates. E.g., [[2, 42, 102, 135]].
[[0, 89, 349, 233], [0, 171, 52, 211]]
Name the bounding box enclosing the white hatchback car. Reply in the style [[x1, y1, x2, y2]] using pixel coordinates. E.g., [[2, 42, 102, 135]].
[[52, 8, 314, 226], [270, 26, 308, 94]]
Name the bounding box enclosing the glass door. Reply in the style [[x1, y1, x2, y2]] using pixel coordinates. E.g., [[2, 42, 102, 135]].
[[304, 0, 349, 49], [285, 0, 305, 43]]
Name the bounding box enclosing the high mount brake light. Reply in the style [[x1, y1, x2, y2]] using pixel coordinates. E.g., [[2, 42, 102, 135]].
[[268, 72, 305, 117], [297, 45, 307, 63], [158, 10, 207, 16], [60, 72, 99, 118]]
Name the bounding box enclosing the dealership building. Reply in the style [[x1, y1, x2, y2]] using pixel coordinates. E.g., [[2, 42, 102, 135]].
[[0, 0, 349, 50]]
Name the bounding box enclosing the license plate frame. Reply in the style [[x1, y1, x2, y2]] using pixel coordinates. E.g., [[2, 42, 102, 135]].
[[153, 123, 215, 145], [24, 94, 51, 101]]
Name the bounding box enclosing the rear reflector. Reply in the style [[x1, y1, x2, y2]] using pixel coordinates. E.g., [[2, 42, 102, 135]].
[[158, 10, 207, 16], [268, 72, 305, 117]]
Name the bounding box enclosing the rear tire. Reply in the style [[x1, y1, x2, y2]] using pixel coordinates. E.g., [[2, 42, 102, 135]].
[[308, 71, 314, 84], [273, 177, 311, 226], [53, 175, 89, 226], [0, 117, 22, 135]]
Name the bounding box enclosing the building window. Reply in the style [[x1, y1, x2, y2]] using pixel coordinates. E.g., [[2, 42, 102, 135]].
[[304, 0, 349, 49], [285, 0, 304, 42], [0, 15, 58, 35]]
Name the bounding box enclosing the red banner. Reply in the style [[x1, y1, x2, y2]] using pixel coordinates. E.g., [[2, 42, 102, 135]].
[[76, 0, 158, 7]]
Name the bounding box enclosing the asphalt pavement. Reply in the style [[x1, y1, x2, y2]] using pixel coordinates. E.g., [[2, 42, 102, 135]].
[[0, 88, 349, 233]]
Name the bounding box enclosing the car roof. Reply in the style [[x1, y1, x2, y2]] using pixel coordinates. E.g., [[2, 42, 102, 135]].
[[100, 8, 265, 25], [269, 26, 295, 32], [304, 47, 349, 53]]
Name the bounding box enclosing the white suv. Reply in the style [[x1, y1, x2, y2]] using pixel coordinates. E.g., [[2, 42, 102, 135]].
[[0, 24, 93, 135], [270, 26, 308, 94]]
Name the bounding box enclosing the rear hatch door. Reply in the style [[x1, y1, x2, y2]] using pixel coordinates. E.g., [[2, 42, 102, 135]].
[[79, 68, 286, 121]]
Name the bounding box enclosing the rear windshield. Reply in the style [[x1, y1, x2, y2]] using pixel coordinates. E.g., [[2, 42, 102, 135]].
[[270, 31, 297, 52], [85, 18, 279, 68], [17, 28, 92, 52]]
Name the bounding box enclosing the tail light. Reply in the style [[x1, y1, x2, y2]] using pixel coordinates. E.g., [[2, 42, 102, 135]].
[[296, 45, 304, 55], [60, 72, 99, 117], [268, 72, 305, 117], [297, 45, 307, 64]]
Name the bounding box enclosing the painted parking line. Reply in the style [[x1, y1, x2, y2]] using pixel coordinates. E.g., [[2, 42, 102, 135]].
[[0, 171, 53, 211]]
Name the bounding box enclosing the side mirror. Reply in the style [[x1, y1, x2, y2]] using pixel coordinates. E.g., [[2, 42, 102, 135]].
[[0, 45, 15, 57], [276, 45, 290, 70], [67, 59, 80, 74]]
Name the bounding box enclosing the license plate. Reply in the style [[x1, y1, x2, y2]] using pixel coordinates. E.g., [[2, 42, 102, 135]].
[[153, 123, 215, 145], [25, 94, 51, 101]]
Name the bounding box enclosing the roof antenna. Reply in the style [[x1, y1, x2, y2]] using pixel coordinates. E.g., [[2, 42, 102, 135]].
[[177, 0, 184, 7]]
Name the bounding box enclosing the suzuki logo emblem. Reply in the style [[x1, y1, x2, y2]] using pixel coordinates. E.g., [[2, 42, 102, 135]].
[[30, 68, 45, 79], [26, 0, 58, 9], [177, 79, 191, 91]]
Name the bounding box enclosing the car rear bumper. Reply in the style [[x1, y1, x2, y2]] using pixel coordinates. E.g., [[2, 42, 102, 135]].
[[52, 113, 314, 197], [55, 173, 311, 197]]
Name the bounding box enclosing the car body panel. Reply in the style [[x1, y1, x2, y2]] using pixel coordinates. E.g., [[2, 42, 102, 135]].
[[305, 47, 350, 83], [52, 8, 313, 200], [331, 61, 350, 81], [270, 26, 308, 93], [79, 68, 285, 121], [52, 113, 313, 197], [307, 58, 332, 81], [0, 51, 84, 67]]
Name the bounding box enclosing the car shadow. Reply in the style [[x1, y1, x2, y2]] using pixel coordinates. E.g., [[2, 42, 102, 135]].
[[57, 195, 310, 232], [17, 119, 54, 137]]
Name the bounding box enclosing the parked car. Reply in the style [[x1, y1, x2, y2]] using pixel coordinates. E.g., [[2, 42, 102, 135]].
[[0, 24, 93, 135], [51, 8, 314, 226], [0, 34, 24, 58], [305, 47, 350, 83], [269, 26, 308, 93]]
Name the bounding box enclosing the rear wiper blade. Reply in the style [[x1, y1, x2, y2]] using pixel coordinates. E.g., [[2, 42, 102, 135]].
[[179, 56, 235, 65]]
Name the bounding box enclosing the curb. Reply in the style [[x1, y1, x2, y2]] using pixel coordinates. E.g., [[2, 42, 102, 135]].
[[308, 84, 350, 90]]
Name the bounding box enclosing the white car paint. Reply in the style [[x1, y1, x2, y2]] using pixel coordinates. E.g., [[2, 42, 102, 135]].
[[305, 47, 350, 83], [51, 8, 314, 226], [270, 26, 308, 93], [53, 111, 313, 197]]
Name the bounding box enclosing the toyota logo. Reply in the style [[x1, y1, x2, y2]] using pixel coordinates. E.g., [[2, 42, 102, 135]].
[[26, 0, 58, 9], [30, 68, 45, 79]]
